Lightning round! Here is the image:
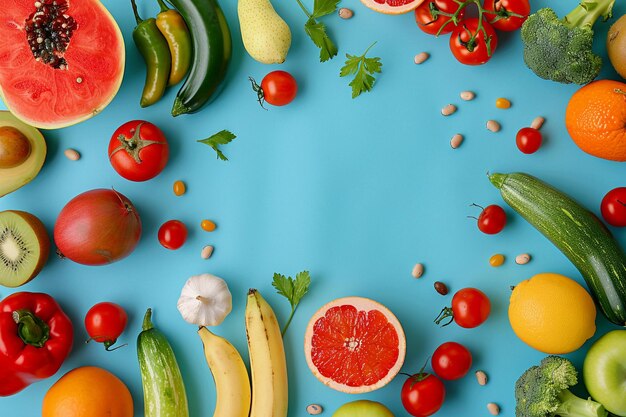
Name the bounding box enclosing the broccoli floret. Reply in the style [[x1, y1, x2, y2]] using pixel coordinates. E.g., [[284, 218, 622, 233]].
[[515, 356, 607, 417], [520, 0, 615, 84]]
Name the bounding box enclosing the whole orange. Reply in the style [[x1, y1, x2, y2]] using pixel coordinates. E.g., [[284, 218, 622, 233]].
[[565, 79, 626, 161], [42, 366, 133, 417]]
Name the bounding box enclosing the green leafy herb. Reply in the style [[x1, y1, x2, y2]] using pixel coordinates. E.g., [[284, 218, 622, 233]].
[[340, 42, 382, 99], [197, 130, 236, 161], [296, 0, 339, 62], [272, 270, 311, 336]]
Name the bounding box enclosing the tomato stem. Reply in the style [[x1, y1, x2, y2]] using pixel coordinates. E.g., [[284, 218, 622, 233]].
[[249, 77, 268, 110], [434, 307, 454, 327]]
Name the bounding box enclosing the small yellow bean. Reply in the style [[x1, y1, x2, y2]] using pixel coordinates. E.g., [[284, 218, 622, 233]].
[[495, 98, 511, 109], [173, 180, 186, 196], [201, 219, 217, 232], [489, 254, 505, 267]]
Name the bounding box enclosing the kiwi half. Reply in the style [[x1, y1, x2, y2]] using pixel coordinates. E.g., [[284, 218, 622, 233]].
[[0, 210, 50, 287]]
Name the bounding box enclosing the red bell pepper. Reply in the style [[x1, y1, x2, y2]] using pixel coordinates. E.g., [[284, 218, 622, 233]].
[[0, 292, 73, 396]]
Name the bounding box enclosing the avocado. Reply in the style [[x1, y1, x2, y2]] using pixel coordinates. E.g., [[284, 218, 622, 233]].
[[0, 111, 46, 197]]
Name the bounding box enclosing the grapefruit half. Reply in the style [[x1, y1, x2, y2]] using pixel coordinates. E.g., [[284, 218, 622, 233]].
[[0, 0, 125, 129], [360, 0, 424, 15], [304, 296, 406, 393]]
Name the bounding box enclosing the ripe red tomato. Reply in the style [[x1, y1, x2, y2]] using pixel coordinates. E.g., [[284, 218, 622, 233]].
[[432, 342, 472, 380], [474, 204, 506, 234], [483, 0, 530, 32], [449, 18, 498, 65], [158, 220, 188, 250], [601, 188, 626, 227], [108, 120, 169, 182], [414, 0, 465, 35], [516, 127, 543, 154], [85, 302, 128, 351], [437, 288, 490, 328], [251, 71, 298, 107], [401, 373, 446, 417]]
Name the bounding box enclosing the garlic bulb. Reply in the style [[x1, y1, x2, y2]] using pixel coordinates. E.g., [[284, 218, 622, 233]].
[[177, 274, 232, 326]]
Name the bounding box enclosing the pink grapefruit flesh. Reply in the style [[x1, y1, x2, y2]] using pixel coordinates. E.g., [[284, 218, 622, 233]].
[[304, 296, 406, 393], [359, 0, 425, 15], [0, 0, 125, 129]]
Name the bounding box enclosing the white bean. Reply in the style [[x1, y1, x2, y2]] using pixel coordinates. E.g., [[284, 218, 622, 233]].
[[412, 263, 424, 278], [450, 133, 464, 149], [414, 52, 430, 65], [475, 370, 488, 386], [460, 91, 475, 101], [338, 8, 353, 19], [486, 120, 501, 132], [201, 245, 214, 260], [441, 104, 457, 116], [515, 253, 531, 265], [487, 403, 500, 416], [531, 116, 545, 130], [64, 148, 80, 161], [306, 404, 323, 415]]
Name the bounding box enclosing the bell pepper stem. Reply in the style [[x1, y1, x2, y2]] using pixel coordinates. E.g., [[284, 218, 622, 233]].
[[130, 0, 143, 24], [142, 308, 154, 331], [12, 310, 50, 348], [156, 0, 171, 12]]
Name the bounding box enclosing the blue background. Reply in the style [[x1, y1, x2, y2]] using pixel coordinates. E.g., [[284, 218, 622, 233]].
[[2, 0, 626, 415]]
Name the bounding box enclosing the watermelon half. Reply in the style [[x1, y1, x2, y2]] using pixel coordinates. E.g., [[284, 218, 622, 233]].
[[0, 0, 125, 129]]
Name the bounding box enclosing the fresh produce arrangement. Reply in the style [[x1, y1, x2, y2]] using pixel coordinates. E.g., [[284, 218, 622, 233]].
[[4, 0, 626, 416]]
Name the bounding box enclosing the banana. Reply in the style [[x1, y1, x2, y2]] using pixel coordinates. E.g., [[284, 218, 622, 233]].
[[245, 289, 288, 417], [198, 326, 251, 417]]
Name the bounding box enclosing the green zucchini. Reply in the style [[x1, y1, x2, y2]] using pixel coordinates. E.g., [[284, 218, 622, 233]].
[[137, 308, 189, 417], [490, 172, 626, 326], [169, 0, 232, 116]]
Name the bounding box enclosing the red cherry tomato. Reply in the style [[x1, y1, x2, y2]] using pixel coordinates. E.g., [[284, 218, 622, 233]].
[[483, 0, 530, 32], [436, 288, 491, 328], [108, 120, 169, 182], [474, 204, 506, 234], [158, 220, 188, 250], [601, 188, 626, 227], [516, 127, 543, 154], [84, 302, 128, 351], [251, 71, 298, 107], [449, 18, 498, 65], [431, 342, 472, 380], [401, 373, 446, 417], [414, 0, 466, 35]]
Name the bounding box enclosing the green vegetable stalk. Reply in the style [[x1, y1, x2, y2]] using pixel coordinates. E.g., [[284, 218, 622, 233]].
[[520, 0, 615, 84], [130, 0, 172, 107]]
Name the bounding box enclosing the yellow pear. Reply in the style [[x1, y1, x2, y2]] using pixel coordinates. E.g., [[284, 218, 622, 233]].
[[238, 0, 291, 64]]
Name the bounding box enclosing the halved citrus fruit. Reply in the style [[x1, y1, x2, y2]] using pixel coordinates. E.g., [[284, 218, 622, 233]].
[[360, 0, 424, 15], [304, 296, 406, 393]]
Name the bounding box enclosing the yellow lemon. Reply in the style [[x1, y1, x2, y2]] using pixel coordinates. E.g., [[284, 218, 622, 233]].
[[509, 272, 596, 354]]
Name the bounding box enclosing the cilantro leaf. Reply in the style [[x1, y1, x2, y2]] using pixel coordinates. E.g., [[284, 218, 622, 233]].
[[197, 130, 236, 161], [340, 42, 382, 99], [312, 0, 341, 18], [296, 0, 338, 62], [272, 270, 311, 336]]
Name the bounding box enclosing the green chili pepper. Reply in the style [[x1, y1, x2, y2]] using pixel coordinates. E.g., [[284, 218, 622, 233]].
[[130, 0, 171, 107], [155, 0, 192, 86]]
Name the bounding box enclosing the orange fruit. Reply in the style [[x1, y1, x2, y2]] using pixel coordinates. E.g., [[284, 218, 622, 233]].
[[565, 79, 626, 161], [359, 0, 424, 15], [304, 297, 406, 393], [42, 366, 133, 417], [508, 273, 596, 354]]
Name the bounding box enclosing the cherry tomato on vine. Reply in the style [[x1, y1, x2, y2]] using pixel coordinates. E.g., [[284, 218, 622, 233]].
[[516, 127, 543, 154], [85, 302, 128, 351], [601, 187, 626, 227], [431, 342, 472, 380], [483, 0, 530, 32], [108, 120, 169, 182], [401, 373, 446, 417], [449, 18, 498, 65], [435, 287, 491, 328], [414, 0, 466, 35], [472, 204, 506, 234], [250, 71, 298, 108], [158, 220, 188, 250]]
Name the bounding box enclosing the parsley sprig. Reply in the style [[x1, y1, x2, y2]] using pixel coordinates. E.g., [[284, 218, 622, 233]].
[[197, 130, 237, 161], [295, 0, 339, 62], [340, 41, 382, 99], [272, 270, 311, 336]]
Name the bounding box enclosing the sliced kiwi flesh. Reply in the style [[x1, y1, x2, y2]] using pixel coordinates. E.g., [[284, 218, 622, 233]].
[[0, 210, 50, 287]]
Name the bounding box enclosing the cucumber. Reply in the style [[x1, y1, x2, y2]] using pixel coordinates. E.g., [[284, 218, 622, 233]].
[[490, 172, 626, 326], [169, 0, 232, 116], [137, 308, 189, 417]]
